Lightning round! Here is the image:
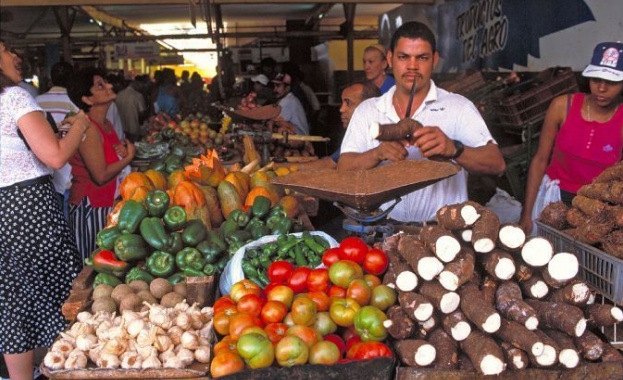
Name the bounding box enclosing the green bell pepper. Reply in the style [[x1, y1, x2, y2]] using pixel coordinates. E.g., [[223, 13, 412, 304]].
[[251, 196, 271, 219], [250, 224, 270, 240], [203, 263, 217, 276], [149, 160, 166, 172], [93, 272, 123, 288], [145, 190, 170, 217], [206, 230, 227, 252], [353, 305, 389, 342], [124, 266, 155, 284], [85, 248, 128, 276], [182, 219, 208, 247], [271, 218, 293, 236], [162, 127, 175, 139], [267, 205, 287, 219], [96, 225, 123, 250], [215, 254, 230, 272], [183, 267, 205, 277], [227, 209, 250, 228], [168, 232, 183, 253], [176, 247, 206, 271], [219, 219, 239, 241], [146, 250, 176, 277], [140, 217, 172, 251], [266, 213, 284, 230], [196, 240, 224, 264], [163, 206, 187, 231], [168, 272, 185, 285], [117, 200, 149, 234], [226, 230, 252, 245], [114, 233, 148, 261]]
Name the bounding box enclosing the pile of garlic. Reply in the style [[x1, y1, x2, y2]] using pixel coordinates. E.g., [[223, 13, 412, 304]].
[[43, 301, 214, 371]]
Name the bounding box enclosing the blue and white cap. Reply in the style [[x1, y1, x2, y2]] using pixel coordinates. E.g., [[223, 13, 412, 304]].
[[582, 41, 623, 82]]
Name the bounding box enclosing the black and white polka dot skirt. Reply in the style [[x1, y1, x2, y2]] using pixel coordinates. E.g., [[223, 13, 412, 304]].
[[0, 178, 81, 354]]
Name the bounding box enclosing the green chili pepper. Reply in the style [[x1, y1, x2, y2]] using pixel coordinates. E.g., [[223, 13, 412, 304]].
[[245, 248, 259, 259], [114, 233, 148, 261], [313, 235, 331, 249], [182, 219, 208, 247], [228, 241, 245, 258], [146, 251, 176, 277], [259, 253, 272, 269], [303, 236, 326, 255], [242, 261, 259, 278], [227, 209, 250, 228], [256, 271, 270, 287], [93, 272, 123, 288], [96, 225, 123, 250], [295, 244, 308, 267], [163, 206, 187, 231], [117, 200, 149, 234], [145, 190, 170, 217], [124, 267, 154, 284], [277, 236, 302, 256], [140, 217, 172, 251], [183, 267, 205, 277], [261, 242, 278, 257], [168, 272, 185, 285], [176, 247, 206, 271]]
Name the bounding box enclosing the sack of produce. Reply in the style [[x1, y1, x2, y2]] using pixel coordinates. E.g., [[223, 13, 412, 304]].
[[219, 231, 338, 295]]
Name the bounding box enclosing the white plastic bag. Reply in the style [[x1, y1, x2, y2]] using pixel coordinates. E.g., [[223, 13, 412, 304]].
[[219, 231, 339, 296], [530, 174, 561, 235], [485, 187, 522, 224]]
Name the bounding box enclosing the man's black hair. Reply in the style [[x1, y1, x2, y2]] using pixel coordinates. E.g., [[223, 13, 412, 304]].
[[389, 21, 436, 54], [50, 61, 74, 88]]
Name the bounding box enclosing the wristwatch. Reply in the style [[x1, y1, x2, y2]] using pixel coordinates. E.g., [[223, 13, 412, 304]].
[[451, 140, 465, 159]]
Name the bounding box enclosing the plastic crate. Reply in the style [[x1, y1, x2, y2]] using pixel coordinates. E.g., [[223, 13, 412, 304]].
[[536, 221, 623, 305], [493, 67, 578, 127], [440, 71, 486, 96]]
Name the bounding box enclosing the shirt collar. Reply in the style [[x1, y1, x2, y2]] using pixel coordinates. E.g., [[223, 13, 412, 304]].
[[376, 80, 439, 121]]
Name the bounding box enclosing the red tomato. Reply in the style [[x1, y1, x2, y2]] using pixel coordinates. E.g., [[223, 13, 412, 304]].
[[287, 267, 311, 294], [229, 312, 263, 340], [346, 279, 372, 307], [338, 237, 369, 264], [343, 327, 360, 348], [363, 248, 389, 275], [214, 296, 236, 315], [290, 296, 317, 326], [261, 300, 288, 324], [322, 247, 343, 267], [267, 261, 294, 284], [345, 338, 363, 359], [230, 279, 262, 303], [262, 282, 280, 296], [275, 335, 310, 367], [237, 294, 265, 317], [264, 322, 289, 345], [328, 260, 364, 288], [307, 268, 330, 292], [214, 335, 238, 356], [323, 334, 346, 356], [363, 274, 382, 288], [286, 325, 322, 348], [210, 351, 245, 377], [214, 308, 238, 336], [266, 285, 295, 309], [306, 291, 331, 312], [327, 285, 347, 298], [309, 341, 341, 365], [351, 341, 394, 360]]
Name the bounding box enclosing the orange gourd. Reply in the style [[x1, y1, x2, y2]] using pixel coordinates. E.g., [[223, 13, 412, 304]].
[[245, 186, 276, 207], [119, 172, 154, 200], [144, 169, 167, 191], [168, 169, 188, 190], [217, 180, 243, 219], [278, 195, 301, 219], [171, 180, 211, 229]]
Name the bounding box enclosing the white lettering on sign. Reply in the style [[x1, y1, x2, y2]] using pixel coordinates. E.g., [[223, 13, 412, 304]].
[[456, 0, 508, 64]]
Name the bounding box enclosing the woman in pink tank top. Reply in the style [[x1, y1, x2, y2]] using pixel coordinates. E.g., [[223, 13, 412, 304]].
[[520, 41, 623, 234]]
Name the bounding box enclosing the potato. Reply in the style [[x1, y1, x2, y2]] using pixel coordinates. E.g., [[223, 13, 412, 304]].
[[92, 284, 114, 300], [160, 292, 185, 308], [119, 293, 143, 312], [137, 290, 157, 305], [150, 278, 173, 299], [128, 280, 150, 293], [173, 282, 187, 298], [91, 296, 117, 314]]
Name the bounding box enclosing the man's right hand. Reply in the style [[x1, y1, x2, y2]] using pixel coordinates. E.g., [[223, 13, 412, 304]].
[[374, 141, 408, 162]]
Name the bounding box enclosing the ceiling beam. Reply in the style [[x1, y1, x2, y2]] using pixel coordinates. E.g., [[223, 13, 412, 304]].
[[3, 0, 433, 5]]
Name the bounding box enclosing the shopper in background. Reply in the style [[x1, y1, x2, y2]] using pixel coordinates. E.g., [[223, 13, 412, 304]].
[[271, 72, 310, 135], [338, 21, 505, 223], [0, 39, 88, 380], [155, 68, 185, 117], [519, 41, 623, 235], [250, 74, 274, 105], [363, 44, 395, 94], [35, 61, 80, 220], [67, 67, 136, 262], [115, 76, 148, 142]]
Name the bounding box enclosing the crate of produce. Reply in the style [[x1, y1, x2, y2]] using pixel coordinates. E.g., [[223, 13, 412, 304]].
[[440, 70, 486, 96], [536, 221, 623, 305], [493, 67, 578, 127]]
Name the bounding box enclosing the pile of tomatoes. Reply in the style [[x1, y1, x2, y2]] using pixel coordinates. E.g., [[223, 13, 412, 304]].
[[210, 237, 395, 378]]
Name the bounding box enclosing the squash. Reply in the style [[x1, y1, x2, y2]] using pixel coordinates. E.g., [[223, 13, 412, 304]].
[[217, 180, 243, 219], [128, 185, 150, 203], [168, 169, 188, 190], [245, 186, 277, 208], [171, 180, 211, 229], [223, 172, 249, 202], [184, 149, 226, 187], [119, 172, 154, 200], [197, 184, 225, 228], [278, 195, 301, 219], [144, 169, 167, 191]]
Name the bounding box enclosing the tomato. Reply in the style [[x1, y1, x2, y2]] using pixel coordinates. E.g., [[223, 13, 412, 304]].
[[275, 335, 310, 367], [214, 309, 238, 336], [306, 291, 331, 312], [346, 279, 372, 307], [363, 248, 389, 275], [237, 293, 265, 317], [309, 341, 341, 365], [345, 337, 362, 359], [306, 268, 330, 292], [267, 260, 294, 284], [329, 260, 363, 288], [286, 325, 322, 348], [342, 326, 360, 346], [266, 284, 294, 309], [214, 296, 236, 315], [262, 281, 280, 295], [329, 297, 361, 327], [323, 334, 346, 356], [351, 341, 394, 360], [327, 285, 347, 298], [210, 351, 245, 377], [261, 300, 288, 324], [287, 267, 311, 294], [338, 237, 369, 264], [353, 305, 388, 342], [229, 312, 263, 340], [312, 311, 337, 336], [214, 335, 238, 356], [230, 279, 262, 303], [236, 332, 275, 369], [322, 247, 343, 267], [240, 325, 269, 338], [290, 296, 317, 326], [369, 284, 397, 311], [283, 312, 295, 327], [264, 322, 288, 345], [363, 274, 382, 288]]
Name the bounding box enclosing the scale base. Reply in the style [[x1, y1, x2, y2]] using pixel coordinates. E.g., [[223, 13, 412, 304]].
[[342, 218, 396, 245]]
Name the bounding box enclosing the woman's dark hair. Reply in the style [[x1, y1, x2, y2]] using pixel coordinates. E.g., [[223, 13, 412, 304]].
[[389, 21, 437, 54], [67, 66, 107, 112], [0, 39, 19, 92], [50, 61, 74, 88], [161, 68, 177, 86]]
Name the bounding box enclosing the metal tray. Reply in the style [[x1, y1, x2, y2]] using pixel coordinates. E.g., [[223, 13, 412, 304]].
[[270, 160, 461, 211]]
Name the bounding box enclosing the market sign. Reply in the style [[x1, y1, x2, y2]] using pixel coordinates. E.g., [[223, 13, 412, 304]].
[[114, 42, 160, 60]]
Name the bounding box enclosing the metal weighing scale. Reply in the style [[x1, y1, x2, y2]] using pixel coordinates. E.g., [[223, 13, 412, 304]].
[[271, 160, 461, 243]]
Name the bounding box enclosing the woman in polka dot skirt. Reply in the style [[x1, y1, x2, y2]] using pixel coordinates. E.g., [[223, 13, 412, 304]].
[[0, 40, 90, 380]]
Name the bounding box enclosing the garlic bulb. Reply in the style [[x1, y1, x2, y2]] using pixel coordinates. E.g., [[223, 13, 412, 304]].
[[177, 348, 194, 366], [43, 351, 66, 370], [151, 312, 173, 329], [70, 321, 95, 337], [137, 345, 158, 361], [136, 326, 156, 347], [76, 311, 93, 323], [200, 306, 214, 323], [51, 339, 74, 358], [64, 350, 88, 370], [95, 320, 114, 340], [198, 320, 214, 340], [142, 354, 162, 369], [88, 343, 104, 364], [159, 348, 176, 363], [175, 313, 191, 330], [103, 338, 128, 357], [180, 331, 199, 350], [97, 352, 121, 369], [164, 355, 185, 369], [126, 318, 146, 339], [167, 326, 183, 346], [75, 334, 98, 351], [121, 310, 142, 322], [198, 336, 211, 347], [174, 302, 190, 313], [154, 334, 173, 353], [194, 345, 212, 364], [120, 351, 143, 369]]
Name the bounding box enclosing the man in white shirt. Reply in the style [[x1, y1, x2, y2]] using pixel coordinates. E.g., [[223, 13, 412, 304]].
[[115, 78, 147, 142], [271, 72, 309, 135]]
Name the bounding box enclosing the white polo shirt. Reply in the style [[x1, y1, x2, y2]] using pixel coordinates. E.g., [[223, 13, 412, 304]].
[[340, 81, 496, 222]]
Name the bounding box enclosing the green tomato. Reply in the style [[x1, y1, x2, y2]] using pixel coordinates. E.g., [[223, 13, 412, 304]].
[[236, 332, 274, 369]]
